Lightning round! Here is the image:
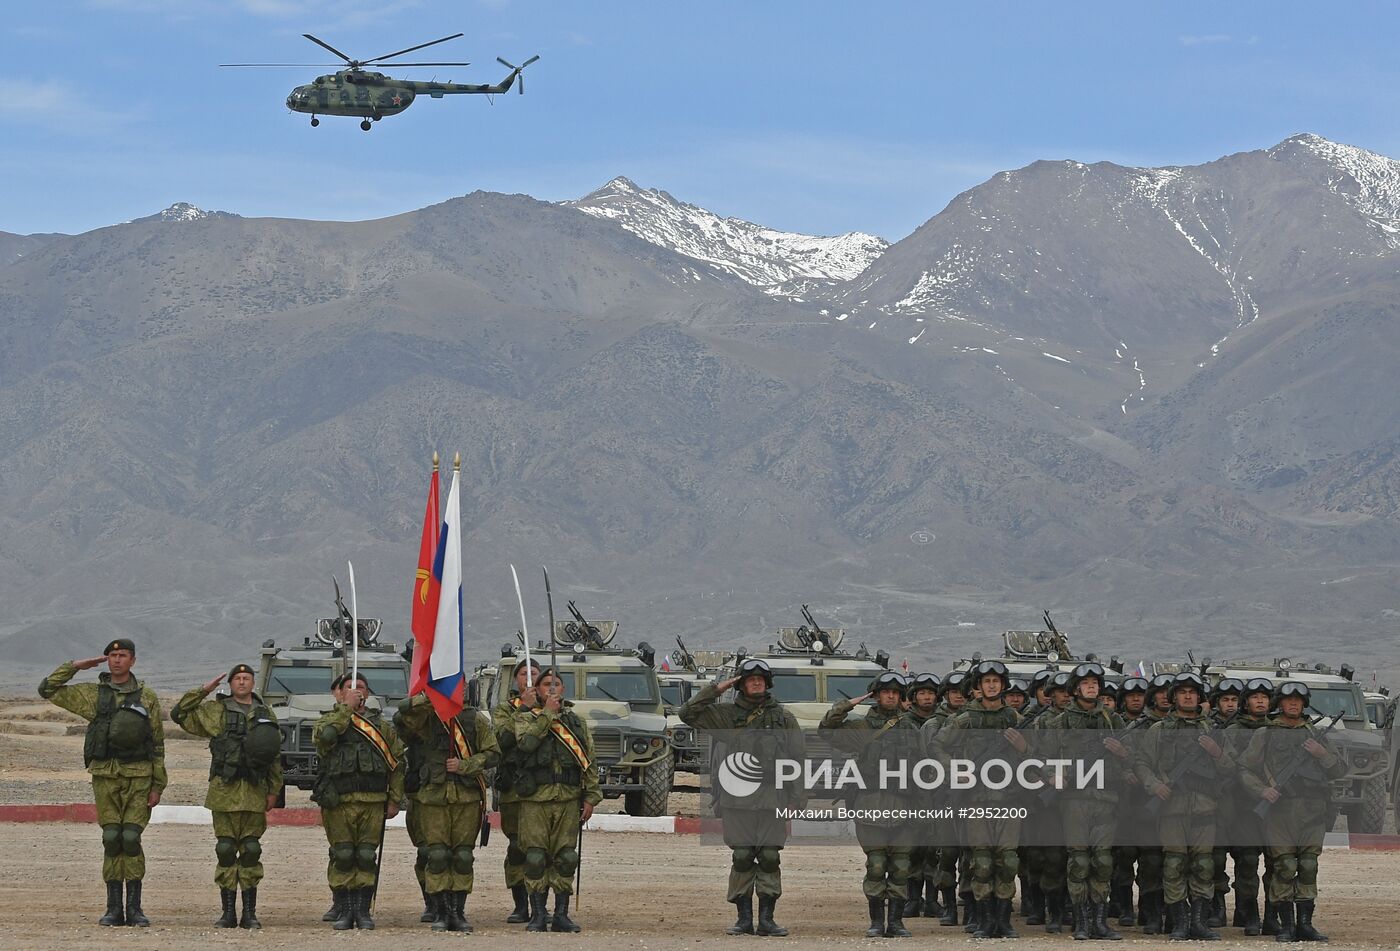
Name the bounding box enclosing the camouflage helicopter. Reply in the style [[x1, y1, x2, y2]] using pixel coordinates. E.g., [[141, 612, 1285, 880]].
[[223, 32, 538, 131]]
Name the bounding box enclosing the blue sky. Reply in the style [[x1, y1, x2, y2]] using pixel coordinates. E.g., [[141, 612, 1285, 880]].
[[4, 1, 1400, 239]]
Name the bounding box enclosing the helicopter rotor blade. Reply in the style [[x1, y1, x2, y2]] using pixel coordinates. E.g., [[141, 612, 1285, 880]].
[[219, 63, 343, 68], [496, 56, 516, 69], [303, 34, 355, 64], [365, 32, 465, 64], [371, 61, 471, 67]]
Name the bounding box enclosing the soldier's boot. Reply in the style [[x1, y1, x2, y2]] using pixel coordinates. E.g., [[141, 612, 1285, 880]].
[[756, 895, 788, 937], [99, 881, 125, 927], [1143, 891, 1164, 935], [1294, 900, 1327, 943], [322, 890, 343, 923], [726, 896, 755, 935], [1116, 885, 1135, 928], [354, 886, 376, 931], [1190, 896, 1221, 941], [507, 883, 530, 923], [550, 891, 582, 933], [1026, 884, 1046, 925], [1274, 900, 1298, 943], [1233, 889, 1246, 927], [430, 892, 451, 932], [1094, 901, 1123, 940], [1242, 897, 1262, 936], [865, 897, 885, 938], [904, 878, 924, 919], [239, 888, 261, 930], [1209, 891, 1227, 928], [419, 880, 436, 923], [938, 887, 959, 925], [1167, 901, 1190, 941], [995, 897, 1019, 939], [1044, 890, 1064, 934], [972, 897, 996, 939], [961, 891, 976, 932], [1106, 890, 1121, 919], [124, 880, 150, 928], [1264, 899, 1281, 935], [450, 891, 473, 934], [331, 890, 354, 930], [525, 891, 549, 933], [1072, 901, 1092, 941], [924, 879, 944, 918], [215, 887, 238, 928], [887, 897, 912, 938]]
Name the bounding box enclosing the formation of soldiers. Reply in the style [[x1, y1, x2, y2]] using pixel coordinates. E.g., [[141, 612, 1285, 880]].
[[41, 642, 1347, 942]]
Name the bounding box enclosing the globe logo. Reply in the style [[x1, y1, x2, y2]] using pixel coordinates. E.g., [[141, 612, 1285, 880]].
[[717, 751, 765, 798]]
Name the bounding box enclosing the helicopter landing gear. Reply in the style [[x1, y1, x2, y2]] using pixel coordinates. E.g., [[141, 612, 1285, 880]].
[[310, 116, 320, 127], [360, 119, 372, 131]]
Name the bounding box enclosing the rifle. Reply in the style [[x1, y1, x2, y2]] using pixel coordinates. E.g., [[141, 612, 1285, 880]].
[[1252, 710, 1343, 818], [1145, 720, 1219, 817]]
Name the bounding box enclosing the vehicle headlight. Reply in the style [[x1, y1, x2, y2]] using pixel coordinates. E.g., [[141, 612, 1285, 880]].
[[1353, 753, 1370, 768], [671, 727, 692, 744], [631, 737, 651, 755]]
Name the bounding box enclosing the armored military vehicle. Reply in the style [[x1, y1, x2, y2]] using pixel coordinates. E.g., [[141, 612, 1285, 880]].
[[660, 638, 729, 774], [1206, 658, 1388, 834], [258, 615, 411, 798], [472, 614, 673, 817]]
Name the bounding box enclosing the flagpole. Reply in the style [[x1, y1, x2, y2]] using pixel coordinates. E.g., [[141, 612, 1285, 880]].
[[511, 564, 533, 689], [349, 561, 359, 686]]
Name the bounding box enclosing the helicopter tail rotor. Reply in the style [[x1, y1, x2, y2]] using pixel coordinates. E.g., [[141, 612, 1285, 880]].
[[496, 54, 540, 94]]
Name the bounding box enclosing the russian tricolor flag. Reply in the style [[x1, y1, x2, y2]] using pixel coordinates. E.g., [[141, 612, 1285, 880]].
[[419, 466, 465, 721]]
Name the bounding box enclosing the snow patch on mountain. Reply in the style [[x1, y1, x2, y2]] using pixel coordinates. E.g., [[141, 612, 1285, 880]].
[[1272, 133, 1400, 247], [566, 177, 888, 289], [135, 203, 239, 224]]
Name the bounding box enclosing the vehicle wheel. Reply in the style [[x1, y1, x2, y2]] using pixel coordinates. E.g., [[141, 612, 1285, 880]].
[[360, 119, 372, 131], [1353, 775, 1386, 834], [624, 752, 673, 817], [310, 117, 320, 127]]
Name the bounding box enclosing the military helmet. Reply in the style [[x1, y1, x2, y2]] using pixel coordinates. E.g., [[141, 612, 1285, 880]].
[[910, 672, 942, 696], [870, 670, 909, 697], [736, 657, 774, 685], [1005, 678, 1029, 699], [1048, 671, 1073, 694], [1275, 681, 1311, 705], [1069, 662, 1107, 691], [943, 671, 969, 694], [1146, 673, 1175, 699], [1168, 671, 1206, 698], [243, 715, 283, 773], [1030, 669, 1055, 692], [1242, 677, 1275, 700], [1120, 676, 1150, 694], [1099, 680, 1120, 700], [1212, 677, 1245, 699], [972, 660, 1010, 688]]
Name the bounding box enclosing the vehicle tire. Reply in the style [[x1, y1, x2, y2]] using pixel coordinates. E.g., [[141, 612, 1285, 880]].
[[624, 752, 673, 817], [1353, 775, 1386, 834]]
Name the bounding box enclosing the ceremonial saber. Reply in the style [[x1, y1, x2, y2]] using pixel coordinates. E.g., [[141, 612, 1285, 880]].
[[511, 564, 532, 688], [348, 560, 359, 685], [543, 566, 558, 677]]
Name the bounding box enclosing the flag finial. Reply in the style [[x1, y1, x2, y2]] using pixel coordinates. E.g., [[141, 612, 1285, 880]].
[[432, 450, 439, 472], [454, 451, 461, 471]]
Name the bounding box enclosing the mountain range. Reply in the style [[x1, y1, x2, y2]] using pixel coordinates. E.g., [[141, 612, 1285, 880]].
[[2, 132, 1398, 689]]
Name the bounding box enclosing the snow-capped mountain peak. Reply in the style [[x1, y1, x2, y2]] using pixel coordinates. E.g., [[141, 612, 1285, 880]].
[[565, 177, 888, 289], [1270, 132, 1400, 241], [135, 203, 239, 224]]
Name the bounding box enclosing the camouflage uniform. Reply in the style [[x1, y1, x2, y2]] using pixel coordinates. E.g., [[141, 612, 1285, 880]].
[[170, 687, 283, 909], [1125, 707, 1168, 932], [40, 662, 168, 901], [493, 694, 530, 897], [1030, 702, 1070, 931], [312, 702, 405, 928], [392, 704, 431, 918], [920, 700, 964, 923], [899, 702, 943, 918], [396, 694, 499, 930], [1223, 708, 1271, 932]]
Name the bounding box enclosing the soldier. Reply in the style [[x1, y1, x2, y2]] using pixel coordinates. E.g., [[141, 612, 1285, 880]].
[[1208, 678, 1245, 929], [821, 670, 920, 938], [1224, 677, 1273, 935], [39, 639, 167, 927], [392, 693, 433, 924], [900, 672, 944, 921], [318, 674, 347, 924], [171, 663, 283, 929], [312, 672, 405, 930], [1018, 669, 1055, 929], [494, 657, 541, 923], [397, 691, 500, 932], [1005, 678, 1030, 713], [680, 657, 805, 937], [928, 660, 1026, 939], [1130, 673, 1176, 934], [1045, 662, 1127, 940], [1035, 671, 1074, 934], [1133, 672, 1233, 941], [1110, 676, 1150, 928], [923, 670, 969, 926], [1100, 682, 1119, 712], [514, 667, 602, 932], [1239, 682, 1347, 943]]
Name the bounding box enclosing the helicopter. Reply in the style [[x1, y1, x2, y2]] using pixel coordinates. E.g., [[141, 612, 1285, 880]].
[[222, 33, 539, 131]]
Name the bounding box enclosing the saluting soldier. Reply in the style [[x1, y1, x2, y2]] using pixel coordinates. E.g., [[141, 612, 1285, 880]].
[[928, 660, 1027, 939], [900, 672, 944, 921], [680, 657, 806, 937], [1224, 676, 1273, 936], [1045, 662, 1128, 940], [1239, 682, 1347, 943], [821, 670, 920, 938], [494, 657, 541, 923], [171, 663, 283, 929], [397, 691, 501, 932], [312, 672, 405, 930], [1133, 671, 1233, 941], [39, 639, 167, 927]]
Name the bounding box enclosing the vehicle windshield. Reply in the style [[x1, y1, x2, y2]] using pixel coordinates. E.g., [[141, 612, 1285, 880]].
[[261, 665, 337, 696], [768, 672, 818, 703], [660, 684, 686, 707], [827, 674, 876, 703], [583, 670, 658, 704], [1307, 686, 1362, 720]]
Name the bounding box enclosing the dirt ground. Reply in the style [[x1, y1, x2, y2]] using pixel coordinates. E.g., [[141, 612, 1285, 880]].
[[5, 694, 1399, 949]]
